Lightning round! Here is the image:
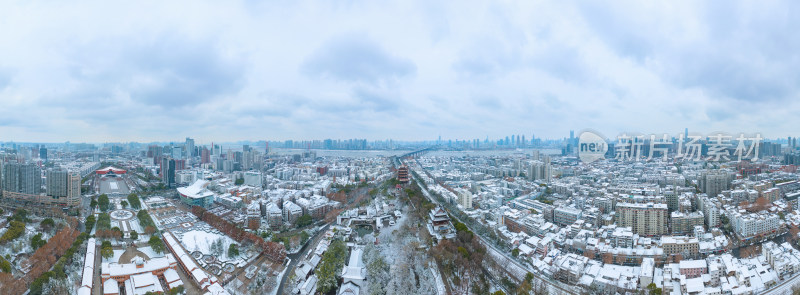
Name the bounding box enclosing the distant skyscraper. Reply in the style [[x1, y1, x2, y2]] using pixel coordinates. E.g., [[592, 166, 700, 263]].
[[201, 147, 211, 164], [242, 151, 254, 170], [185, 137, 195, 158], [39, 147, 47, 162], [161, 158, 176, 187], [174, 159, 186, 171], [685, 128, 689, 139], [172, 146, 182, 159], [147, 145, 163, 158]]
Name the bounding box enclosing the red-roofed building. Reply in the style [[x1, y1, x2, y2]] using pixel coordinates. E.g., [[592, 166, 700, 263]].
[[96, 167, 127, 175]]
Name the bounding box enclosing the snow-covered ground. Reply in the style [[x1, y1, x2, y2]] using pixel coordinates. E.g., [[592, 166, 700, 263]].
[[360, 200, 438, 295], [102, 249, 126, 263], [377, 213, 407, 240], [430, 263, 447, 295], [137, 246, 165, 259], [0, 224, 49, 262], [181, 229, 240, 262]]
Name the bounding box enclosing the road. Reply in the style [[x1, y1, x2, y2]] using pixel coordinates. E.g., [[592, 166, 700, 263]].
[[731, 231, 789, 258], [764, 270, 800, 295], [275, 223, 331, 295], [404, 158, 579, 294]]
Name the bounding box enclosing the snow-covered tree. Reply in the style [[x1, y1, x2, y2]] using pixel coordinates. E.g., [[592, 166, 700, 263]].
[[41, 277, 71, 295]]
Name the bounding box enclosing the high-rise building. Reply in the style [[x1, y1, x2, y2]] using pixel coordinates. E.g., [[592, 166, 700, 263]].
[[760, 142, 783, 158], [161, 158, 176, 187], [700, 171, 732, 198], [242, 151, 254, 170], [784, 153, 800, 165], [529, 156, 552, 183], [2, 163, 19, 193], [698, 196, 720, 228], [147, 145, 163, 158], [171, 146, 182, 159], [67, 171, 81, 206], [39, 147, 47, 162], [3, 163, 79, 207], [45, 168, 81, 206], [174, 159, 186, 171], [615, 202, 668, 236], [669, 211, 704, 234], [3, 163, 42, 195], [185, 137, 195, 158], [665, 193, 679, 212], [46, 168, 69, 197], [200, 147, 211, 164]]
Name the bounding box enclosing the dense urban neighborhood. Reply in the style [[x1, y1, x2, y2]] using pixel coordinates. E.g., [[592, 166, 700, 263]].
[[1, 135, 800, 295]]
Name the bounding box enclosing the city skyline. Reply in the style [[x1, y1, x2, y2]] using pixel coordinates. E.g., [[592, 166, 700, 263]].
[[0, 130, 795, 148], [1, 1, 799, 142]]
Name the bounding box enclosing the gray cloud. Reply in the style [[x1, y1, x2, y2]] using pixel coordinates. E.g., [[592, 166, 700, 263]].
[[0, 1, 798, 142], [75, 34, 245, 109], [577, 2, 800, 104], [301, 33, 416, 85], [452, 35, 523, 79], [234, 93, 310, 119], [352, 87, 399, 113], [128, 38, 246, 108], [530, 45, 588, 84], [576, 3, 654, 61]]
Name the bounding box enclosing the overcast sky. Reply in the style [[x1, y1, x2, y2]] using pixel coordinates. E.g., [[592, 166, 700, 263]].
[[0, 1, 798, 143]]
